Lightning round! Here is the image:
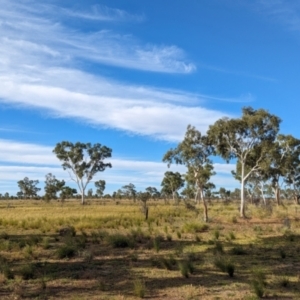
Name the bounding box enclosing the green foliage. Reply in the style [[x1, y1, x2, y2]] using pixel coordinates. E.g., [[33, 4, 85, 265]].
[[53, 141, 112, 204], [17, 177, 41, 199]]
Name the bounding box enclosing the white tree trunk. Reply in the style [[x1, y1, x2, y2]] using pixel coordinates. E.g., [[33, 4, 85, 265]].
[[240, 162, 246, 218]]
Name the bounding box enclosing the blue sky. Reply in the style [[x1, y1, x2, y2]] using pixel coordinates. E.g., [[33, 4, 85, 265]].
[[1, 0, 300, 196]]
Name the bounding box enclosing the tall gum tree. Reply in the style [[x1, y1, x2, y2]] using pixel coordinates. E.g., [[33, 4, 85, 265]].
[[53, 141, 112, 205], [161, 171, 184, 204], [208, 107, 281, 218], [163, 125, 215, 222]]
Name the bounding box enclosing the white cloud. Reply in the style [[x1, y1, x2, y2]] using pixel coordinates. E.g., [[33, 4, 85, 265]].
[[0, 0, 194, 74], [0, 68, 231, 141], [0, 139, 238, 194]]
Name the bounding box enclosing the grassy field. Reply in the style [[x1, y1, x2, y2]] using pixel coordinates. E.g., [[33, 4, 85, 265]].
[[0, 199, 299, 299]]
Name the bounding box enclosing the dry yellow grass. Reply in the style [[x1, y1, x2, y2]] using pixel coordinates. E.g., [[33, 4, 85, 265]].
[[0, 199, 299, 299]]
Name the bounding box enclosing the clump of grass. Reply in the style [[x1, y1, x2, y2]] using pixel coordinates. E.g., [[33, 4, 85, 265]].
[[19, 263, 35, 280], [184, 222, 209, 233], [195, 235, 201, 242], [133, 279, 146, 298], [166, 234, 172, 241], [279, 248, 286, 259], [231, 216, 238, 224], [228, 231, 236, 240], [251, 268, 267, 298], [278, 275, 290, 287], [176, 231, 182, 239], [42, 237, 51, 249], [153, 236, 161, 252], [57, 244, 76, 259], [23, 244, 33, 259], [107, 234, 133, 248], [214, 229, 220, 240], [178, 260, 195, 278], [0, 232, 9, 240], [231, 245, 247, 255], [214, 257, 235, 277], [214, 241, 224, 254], [129, 252, 138, 262], [2, 264, 14, 279]]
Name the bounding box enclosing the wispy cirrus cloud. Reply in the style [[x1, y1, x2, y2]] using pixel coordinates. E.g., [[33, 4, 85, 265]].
[[0, 0, 247, 142], [257, 0, 300, 32], [61, 4, 145, 22], [199, 63, 277, 82], [0, 0, 194, 74]]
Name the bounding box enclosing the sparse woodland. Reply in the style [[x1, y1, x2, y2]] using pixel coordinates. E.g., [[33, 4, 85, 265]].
[[1, 107, 300, 299]]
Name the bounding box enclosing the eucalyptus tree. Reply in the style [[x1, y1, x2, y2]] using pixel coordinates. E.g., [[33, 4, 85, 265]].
[[137, 191, 151, 220], [95, 180, 106, 198], [280, 135, 300, 204], [208, 107, 281, 218], [145, 186, 160, 200], [60, 186, 77, 200], [122, 183, 137, 202], [163, 125, 215, 222], [44, 173, 65, 201], [17, 177, 41, 199], [161, 171, 184, 204], [53, 141, 112, 205], [256, 134, 300, 205]]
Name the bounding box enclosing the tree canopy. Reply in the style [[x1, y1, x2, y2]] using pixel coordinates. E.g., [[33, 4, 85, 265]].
[[53, 141, 112, 205]]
